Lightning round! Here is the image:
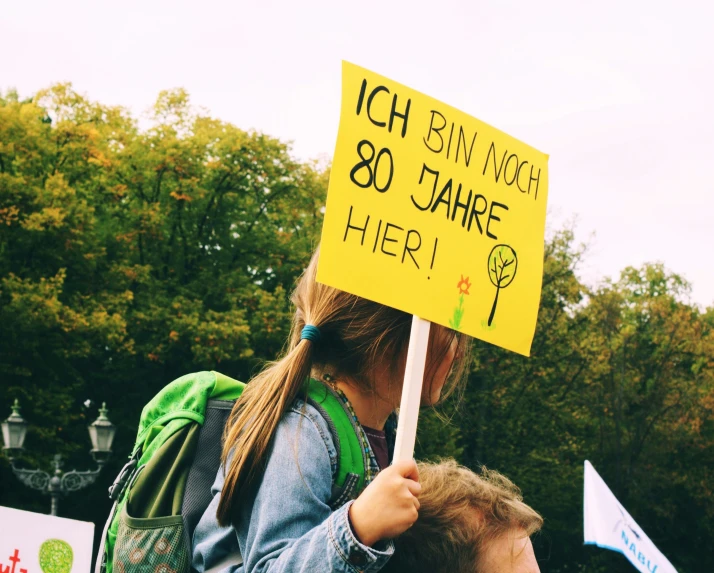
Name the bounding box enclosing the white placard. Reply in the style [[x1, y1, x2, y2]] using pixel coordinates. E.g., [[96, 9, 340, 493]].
[[0, 506, 94, 573], [584, 461, 677, 573]]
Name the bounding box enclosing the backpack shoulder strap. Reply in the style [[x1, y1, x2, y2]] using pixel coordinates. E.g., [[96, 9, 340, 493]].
[[304, 378, 366, 508]]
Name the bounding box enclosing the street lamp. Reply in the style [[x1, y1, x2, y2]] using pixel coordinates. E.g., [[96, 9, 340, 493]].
[[88, 403, 116, 465], [1, 399, 28, 454], [2, 400, 117, 516]]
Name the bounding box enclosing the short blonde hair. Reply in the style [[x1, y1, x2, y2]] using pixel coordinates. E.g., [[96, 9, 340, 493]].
[[386, 460, 543, 573]]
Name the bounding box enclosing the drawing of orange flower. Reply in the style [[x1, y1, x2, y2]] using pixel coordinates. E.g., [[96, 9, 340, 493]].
[[456, 275, 471, 296], [450, 274, 471, 329]]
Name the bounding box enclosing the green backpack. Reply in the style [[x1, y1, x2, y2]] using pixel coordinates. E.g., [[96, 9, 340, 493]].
[[95, 371, 368, 573]]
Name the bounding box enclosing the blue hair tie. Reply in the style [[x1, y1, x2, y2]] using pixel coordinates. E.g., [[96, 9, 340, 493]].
[[301, 324, 321, 344]]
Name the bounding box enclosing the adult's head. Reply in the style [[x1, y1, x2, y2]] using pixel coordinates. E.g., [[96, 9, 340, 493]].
[[217, 248, 472, 523], [386, 460, 543, 573]]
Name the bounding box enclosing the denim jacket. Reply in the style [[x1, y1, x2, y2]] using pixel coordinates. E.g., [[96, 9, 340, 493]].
[[191, 397, 395, 573]]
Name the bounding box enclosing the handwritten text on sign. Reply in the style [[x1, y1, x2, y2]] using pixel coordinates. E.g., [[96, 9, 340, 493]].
[[317, 62, 549, 356]]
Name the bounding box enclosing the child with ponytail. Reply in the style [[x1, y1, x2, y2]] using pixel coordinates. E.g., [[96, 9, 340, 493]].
[[192, 249, 471, 572]]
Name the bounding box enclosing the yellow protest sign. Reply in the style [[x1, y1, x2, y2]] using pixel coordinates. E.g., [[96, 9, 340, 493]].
[[317, 62, 549, 356]]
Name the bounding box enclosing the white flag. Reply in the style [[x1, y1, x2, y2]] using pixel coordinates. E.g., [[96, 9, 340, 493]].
[[584, 460, 677, 573]]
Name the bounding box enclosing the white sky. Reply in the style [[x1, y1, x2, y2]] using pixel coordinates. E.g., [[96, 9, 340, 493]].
[[2, 0, 712, 307]]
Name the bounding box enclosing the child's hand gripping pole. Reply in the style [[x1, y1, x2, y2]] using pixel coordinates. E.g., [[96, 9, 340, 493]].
[[393, 316, 431, 462], [350, 316, 429, 546]]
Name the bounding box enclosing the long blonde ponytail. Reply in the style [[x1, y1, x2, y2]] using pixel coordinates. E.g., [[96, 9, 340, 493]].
[[217, 329, 314, 524]]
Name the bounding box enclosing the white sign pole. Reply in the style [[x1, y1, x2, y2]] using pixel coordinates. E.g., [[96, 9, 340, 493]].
[[393, 315, 431, 462]]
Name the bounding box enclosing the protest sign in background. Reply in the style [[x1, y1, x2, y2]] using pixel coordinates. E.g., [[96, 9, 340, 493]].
[[318, 61, 549, 356], [0, 506, 94, 573]]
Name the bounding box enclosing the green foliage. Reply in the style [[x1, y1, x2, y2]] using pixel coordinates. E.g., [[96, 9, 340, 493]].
[[415, 406, 464, 461], [450, 230, 714, 572], [1, 86, 713, 572], [0, 85, 326, 520]]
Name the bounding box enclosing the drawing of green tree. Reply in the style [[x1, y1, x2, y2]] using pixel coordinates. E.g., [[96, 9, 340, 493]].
[[487, 245, 518, 326]]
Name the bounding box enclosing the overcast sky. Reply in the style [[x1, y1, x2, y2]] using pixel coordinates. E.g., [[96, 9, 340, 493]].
[[2, 0, 712, 307]]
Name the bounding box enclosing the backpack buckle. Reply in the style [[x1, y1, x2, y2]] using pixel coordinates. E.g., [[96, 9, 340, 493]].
[[108, 450, 140, 501]]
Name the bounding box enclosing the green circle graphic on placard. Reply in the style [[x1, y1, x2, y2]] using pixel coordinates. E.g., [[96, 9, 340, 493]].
[[39, 539, 74, 573]]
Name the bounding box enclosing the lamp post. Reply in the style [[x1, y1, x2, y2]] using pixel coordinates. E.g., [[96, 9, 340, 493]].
[[1, 400, 116, 516]]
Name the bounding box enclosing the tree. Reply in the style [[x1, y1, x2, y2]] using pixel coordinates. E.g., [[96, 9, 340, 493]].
[[0, 85, 327, 531], [2, 85, 713, 572], [454, 240, 714, 572], [576, 265, 714, 571]]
